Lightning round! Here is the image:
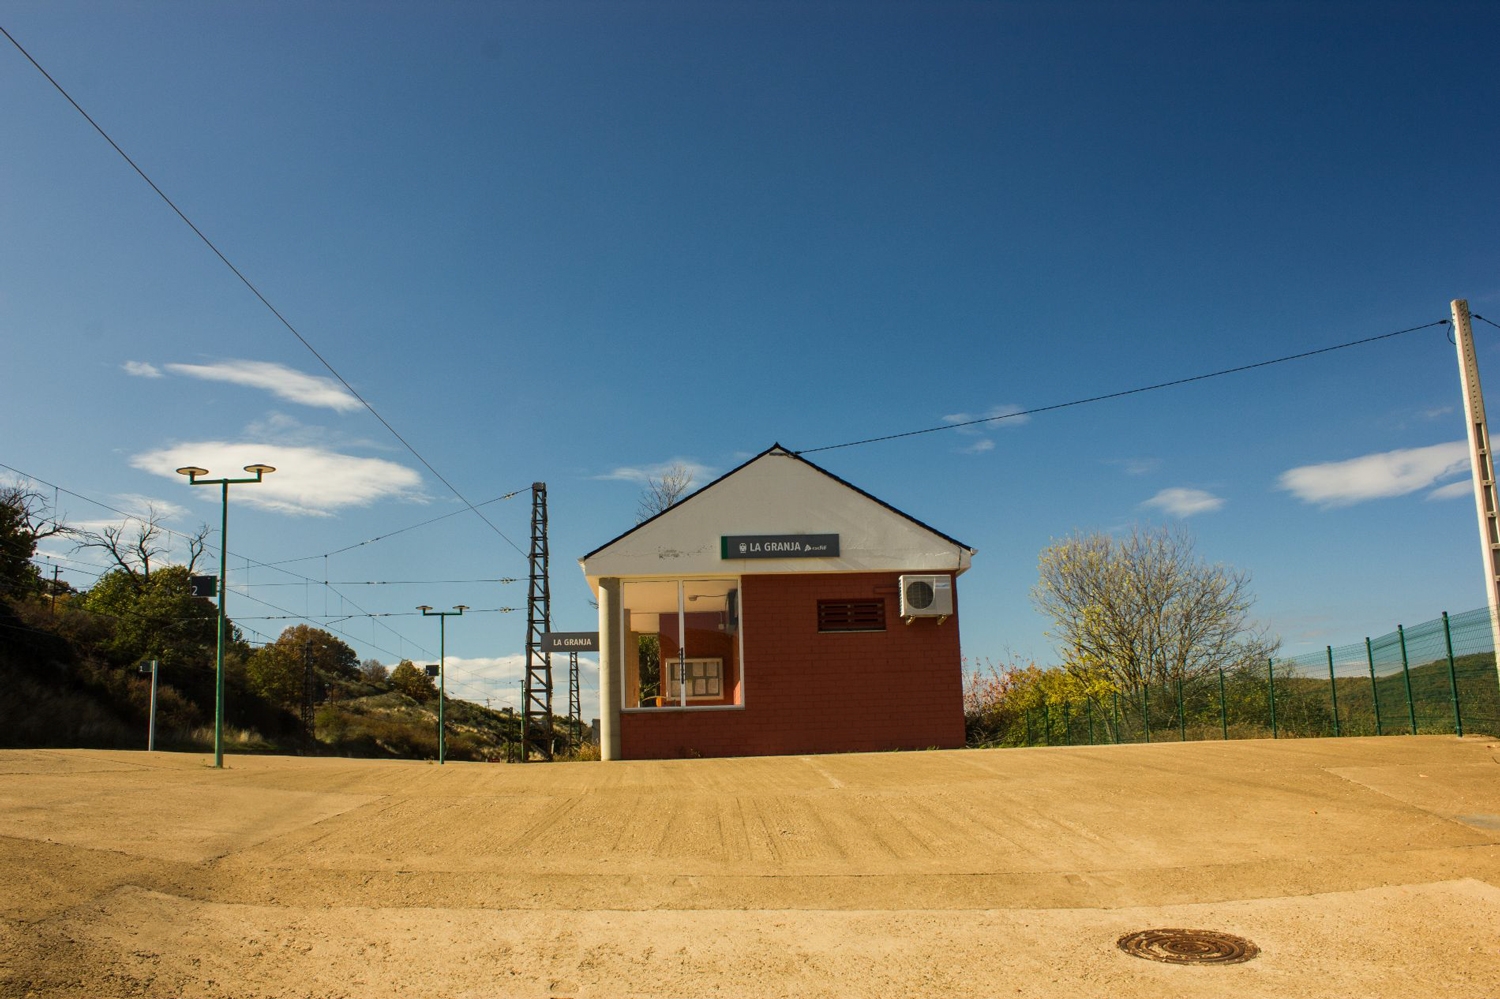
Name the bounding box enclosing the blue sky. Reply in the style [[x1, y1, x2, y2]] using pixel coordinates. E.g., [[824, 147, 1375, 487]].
[[3, 1, 1498, 719]]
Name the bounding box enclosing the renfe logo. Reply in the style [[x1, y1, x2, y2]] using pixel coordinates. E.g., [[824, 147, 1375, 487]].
[[721, 534, 840, 559]]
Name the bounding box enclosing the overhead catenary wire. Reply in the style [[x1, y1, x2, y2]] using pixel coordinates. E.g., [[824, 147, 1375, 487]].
[[0, 25, 526, 559], [263, 490, 526, 566], [795, 319, 1451, 454], [2, 462, 452, 657]]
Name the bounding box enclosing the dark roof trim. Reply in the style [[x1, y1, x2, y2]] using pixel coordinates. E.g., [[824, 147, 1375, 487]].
[[581, 443, 974, 562]]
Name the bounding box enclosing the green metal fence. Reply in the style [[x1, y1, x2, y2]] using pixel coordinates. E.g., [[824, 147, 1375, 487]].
[[1010, 606, 1500, 748]]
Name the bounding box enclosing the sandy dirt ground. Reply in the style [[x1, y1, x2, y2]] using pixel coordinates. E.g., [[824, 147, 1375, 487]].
[[3, 736, 1500, 998]]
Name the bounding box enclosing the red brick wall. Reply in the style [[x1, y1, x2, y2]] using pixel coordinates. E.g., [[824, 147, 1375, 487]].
[[620, 571, 964, 760]]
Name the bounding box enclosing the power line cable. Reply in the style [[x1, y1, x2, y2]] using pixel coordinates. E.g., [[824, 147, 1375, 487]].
[[1474, 314, 1500, 332], [262, 490, 526, 566], [795, 319, 1451, 454], [0, 25, 526, 559]]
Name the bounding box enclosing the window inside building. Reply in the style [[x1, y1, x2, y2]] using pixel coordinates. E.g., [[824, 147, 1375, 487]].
[[817, 599, 886, 632], [622, 578, 741, 709]]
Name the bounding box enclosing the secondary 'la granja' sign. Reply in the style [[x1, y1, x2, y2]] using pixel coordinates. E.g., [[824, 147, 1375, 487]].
[[720, 534, 840, 559]]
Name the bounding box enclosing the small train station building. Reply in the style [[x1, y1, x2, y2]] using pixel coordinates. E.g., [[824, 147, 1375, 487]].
[[581, 444, 975, 761]]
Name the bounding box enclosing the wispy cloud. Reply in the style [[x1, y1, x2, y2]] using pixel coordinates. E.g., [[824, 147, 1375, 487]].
[[1278, 441, 1469, 507], [595, 458, 716, 485], [1426, 479, 1472, 501], [1141, 487, 1224, 518], [163, 360, 361, 412], [943, 404, 1029, 434], [943, 403, 1027, 455], [130, 441, 425, 517], [122, 360, 162, 378], [1106, 457, 1161, 476]]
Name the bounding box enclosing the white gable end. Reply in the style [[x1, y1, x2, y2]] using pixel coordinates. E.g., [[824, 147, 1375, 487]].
[[581, 448, 973, 585]]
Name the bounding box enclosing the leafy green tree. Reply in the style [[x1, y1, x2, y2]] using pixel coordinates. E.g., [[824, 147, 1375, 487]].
[[389, 659, 437, 702], [80, 565, 222, 670], [246, 625, 360, 711]]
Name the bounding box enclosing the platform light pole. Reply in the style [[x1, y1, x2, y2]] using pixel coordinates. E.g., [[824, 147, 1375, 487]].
[[418, 604, 466, 764], [177, 463, 275, 768]]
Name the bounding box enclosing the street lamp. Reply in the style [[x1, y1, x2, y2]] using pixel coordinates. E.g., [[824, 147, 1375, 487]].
[[418, 604, 466, 764], [177, 463, 275, 768]]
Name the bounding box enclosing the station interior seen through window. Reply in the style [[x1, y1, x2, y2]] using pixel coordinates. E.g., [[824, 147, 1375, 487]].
[[621, 579, 741, 709]]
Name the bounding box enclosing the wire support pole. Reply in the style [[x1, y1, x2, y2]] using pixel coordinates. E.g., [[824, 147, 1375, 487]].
[[522, 483, 554, 762], [1452, 298, 1500, 696], [418, 605, 466, 765], [1442, 612, 1464, 738], [1327, 646, 1341, 737], [1398, 624, 1417, 735], [568, 650, 581, 746]]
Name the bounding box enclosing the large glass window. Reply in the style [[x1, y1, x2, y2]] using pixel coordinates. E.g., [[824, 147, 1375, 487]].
[[622, 578, 741, 709]]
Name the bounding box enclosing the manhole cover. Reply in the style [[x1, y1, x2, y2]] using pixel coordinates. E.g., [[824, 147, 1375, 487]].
[[1117, 928, 1259, 965]]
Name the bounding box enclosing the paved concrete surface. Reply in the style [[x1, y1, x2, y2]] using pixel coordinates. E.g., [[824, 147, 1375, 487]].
[[2, 736, 1499, 997]]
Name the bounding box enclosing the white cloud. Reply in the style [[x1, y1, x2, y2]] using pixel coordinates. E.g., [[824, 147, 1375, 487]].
[[942, 404, 1028, 455], [1106, 457, 1161, 476], [942, 404, 1030, 434], [441, 653, 600, 720], [1141, 487, 1224, 518], [1426, 479, 1472, 501], [112, 493, 190, 521], [1279, 441, 1470, 508], [164, 360, 361, 412], [123, 360, 162, 378], [130, 441, 425, 517], [596, 458, 716, 485]]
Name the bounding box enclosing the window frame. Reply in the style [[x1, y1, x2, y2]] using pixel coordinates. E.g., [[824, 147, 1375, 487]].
[[621, 577, 746, 713]]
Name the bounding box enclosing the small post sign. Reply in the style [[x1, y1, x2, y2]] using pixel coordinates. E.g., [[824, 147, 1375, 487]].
[[721, 534, 839, 559], [189, 574, 218, 598], [541, 632, 600, 653]]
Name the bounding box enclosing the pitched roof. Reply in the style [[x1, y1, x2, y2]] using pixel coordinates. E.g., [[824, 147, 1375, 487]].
[[581, 444, 974, 580]]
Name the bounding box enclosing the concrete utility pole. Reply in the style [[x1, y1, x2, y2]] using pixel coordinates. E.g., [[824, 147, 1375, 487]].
[[1452, 298, 1500, 685]]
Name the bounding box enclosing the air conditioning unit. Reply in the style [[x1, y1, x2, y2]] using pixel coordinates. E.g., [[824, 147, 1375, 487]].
[[899, 574, 953, 621]]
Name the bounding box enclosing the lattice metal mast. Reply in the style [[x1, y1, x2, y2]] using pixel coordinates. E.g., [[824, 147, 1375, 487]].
[[568, 650, 581, 747], [300, 640, 315, 752], [522, 482, 554, 761]]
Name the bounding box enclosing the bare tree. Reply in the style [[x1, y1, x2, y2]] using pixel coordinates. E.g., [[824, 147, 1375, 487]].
[[1031, 524, 1277, 692], [74, 505, 210, 588], [636, 463, 695, 523]]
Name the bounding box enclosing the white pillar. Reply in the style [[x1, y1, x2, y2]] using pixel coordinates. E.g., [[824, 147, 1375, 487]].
[[1453, 298, 1500, 684], [598, 577, 623, 761]]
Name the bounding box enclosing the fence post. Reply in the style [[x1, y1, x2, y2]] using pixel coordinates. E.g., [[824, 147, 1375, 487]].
[[1087, 698, 1095, 745], [1218, 668, 1228, 740], [1043, 702, 1051, 746], [1443, 612, 1464, 738], [1112, 691, 1121, 743], [1267, 659, 1278, 739], [1177, 675, 1187, 741], [1367, 637, 1383, 736], [1025, 708, 1033, 746], [1142, 684, 1151, 743], [1398, 624, 1417, 735], [1327, 646, 1341, 737], [1063, 702, 1071, 745]]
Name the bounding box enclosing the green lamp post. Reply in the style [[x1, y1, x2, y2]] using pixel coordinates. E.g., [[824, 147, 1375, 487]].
[[418, 604, 466, 764], [176, 462, 275, 768]]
